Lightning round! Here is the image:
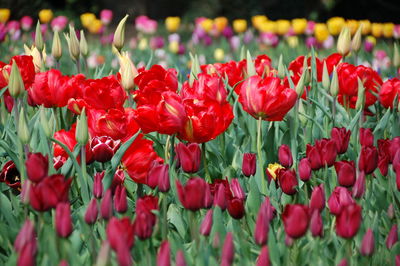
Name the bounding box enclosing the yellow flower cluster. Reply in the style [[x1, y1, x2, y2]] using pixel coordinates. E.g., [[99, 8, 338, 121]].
[[80, 13, 103, 34]]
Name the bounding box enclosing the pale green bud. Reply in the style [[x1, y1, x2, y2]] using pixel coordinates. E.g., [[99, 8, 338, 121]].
[[351, 25, 363, 53], [8, 60, 25, 98], [35, 21, 43, 51], [355, 77, 365, 110], [337, 27, 351, 56], [80, 30, 88, 57], [113, 15, 129, 52], [277, 54, 285, 79], [52, 30, 62, 61], [330, 66, 339, 97], [322, 61, 330, 91], [76, 108, 88, 145], [18, 108, 30, 144], [246, 50, 256, 77]]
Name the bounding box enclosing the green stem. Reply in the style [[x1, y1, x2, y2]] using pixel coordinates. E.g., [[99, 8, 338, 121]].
[[80, 146, 89, 204], [161, 193, 168, 239], [257, 117, 266, 195], [202, 143, 210, 183], [165, 135, 171, 161]]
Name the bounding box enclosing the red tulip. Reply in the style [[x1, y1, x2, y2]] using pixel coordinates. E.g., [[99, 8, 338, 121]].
[[230, 179, 245, 200], [256, 246, 270, 266], [227, 198, 245, 219], [90, 136, 121, 163], [335, 203, 362, 239], [29, 175, 71, 212], [176, 177, 212, 211], [386, 224, 398, 249], [242, 153, 256, 177], [359, 128, 374, 147], [221, 232, 235, 266], [200, 209, 213, 236], [310, 210, 323, 237], [175, 250, 187, 266], [298, 158, 312, 181], [0, 160, 21, 190], [106, 217, 135, 251], [55, 202, 73, 238], [352, 172, 366, 199], [338, 258, 348, 266], [14, 219, 37, 253], [111, 169, 125, 192], [93, 172, 104, 199], [214, 183, 227, 210], [282, 204, 309, 239], [181, 73, 228, 104], [0, 55, 35, 90], [378, 155, 389, 176], [100, 189, 112, 220], [17, 242, 36, 266], [306, 138, 337, 170], [238, 75, 297, 121], [358, 146, 378, 174], [379, 78, 400, 109], [25, 153, 48, 183], [334, 160, 356, 187], [147, 162, 170, 192], [277, 169, 298, 195], [134, 195, 158, 239], [330, 127, 351, 154], [360, 228, 375, 256], [84, 198, 98, 225], [175, 143, 201, 173], [278, 144, 293, 168], [396, 255, 400, 266], [328, 187, 354, 215], [114, 185, 127, 213], [310, 184, 325, 212], [254, 203, 270, 245], [157, 240, 171, 266]]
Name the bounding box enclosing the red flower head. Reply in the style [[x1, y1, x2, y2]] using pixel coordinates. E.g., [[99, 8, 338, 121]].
[[330, 127, 351, 154], [87, 108, 128, 141], [335, 203, 362, 239], [337, 63, 383, 109], [306, 138, 337, 170], [90, 136, 121, 163], [278, 144, 293, 168], [134, 195, 159, 239], [282, 204, 310, 239], [0, 161, 21, 190], [242, 153, 256, 177], [238, 76, 297, 121], [106, 217, 135, 251], [55, 202, 73, 238], [277, 169, 298, 195], [327, 186, 354, 215], [201, 60, 246, 89], [254, 54, 274, 77], [379, 78, 400, 109], [310, 184, 326, 212], [358, 146, 378, 175], [0, 55, 35, 90], [176, 177, 212, 211], [121, 134, 163, 184], [334, 160, 356, 187], [175, 142, 201, 173], [181, 73, 228, 104]]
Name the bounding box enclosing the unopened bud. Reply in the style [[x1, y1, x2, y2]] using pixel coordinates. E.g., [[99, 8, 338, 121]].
[[246, 50, 256, 77], [277, 54, 285, 79], [40, 106, 51, 137], [52, 31, 62, 61], [8, 60, 25, 98], [189, 53, 200, 86], [355, 77, 365, 109], [393, 43, 400, 68], [18, 108, 30, 144], [322, 61, 330, 91], [337, 27, 351, 56], [35, 21, 43, 51], [65, 25, 80, 61], [118, 51, 137, 91], [351, 25, 363, 53], [76, 108, 88, 145], [295, 59, 307, 96], [113, 15, 129, 52], [80, 30, 88, 57], [330, 66, 339, 96]]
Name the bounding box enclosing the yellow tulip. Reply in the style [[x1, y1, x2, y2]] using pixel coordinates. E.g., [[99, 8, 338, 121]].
[[366, 35, 376, 46], [165, 16, 181, 32], [252, 15, 267, 30], [169, 41, 179, 53], [346, 20, 359, 35], [0, 9, 10, 23], [200, 18, 213, 33], [292, 18, 307, 35], [39, 9, 53, 24], [138, 38, 148, 50], [315, 23, 329, 42], [371, 23, 383, 38], [214, 48, 225, 61], [214, 17, 228, 32], [266, 163, 284, 180], [327, 17, 345, 35], [287, 36, 299, 48], [80, 13, 96, 29], [383, 23, 394, 38], [259, 21, 276, 33], [233, 19, 247, 33], [276, 19, 290, 35], [359, 20, 371, 35], [88, 19, 103, 34]]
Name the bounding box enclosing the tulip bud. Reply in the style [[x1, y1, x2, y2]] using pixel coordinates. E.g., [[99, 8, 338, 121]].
[[254, 205, 270, 245], [278, 144, 293, 168], [189, 53, 200, 86], [39, 106, 52, 138], [242, 153, 256, 177], [35, 21, 43, 51], [334, 160, 356, 187], [14, 219, 36, 253], [26, 153, 48, 183], [351, 25, 362, 53], [113, 185, 127, 213], [322, 61, 330, 91], [76, 108, 88, 145], [175, 143, 201, 173], [310, 184, 325, 212], [330, 67, 339, 96], [93, 172, 104, 199], [147, 162, 170, 191], [282, 204, 309, 239], [95, 241, 110, 266], [394, 43, 400, 68], [17, 242, 37, 266], [227, 198, 245, 219], [359, 128, 374, 147], [80, 30, 88, 57], [298, 100, 308, 125], [396, 255, 400, 266], [55, 202, 73, 238], [295, 60, 307, 96], [246, 50, 256, 77], [18, 108, 30, 144], [310, 210, 323, 237], [176, 250, 187, 266], [299, 158, 312, 181], [85, 198, 98, 225], [277, 169, 298, 195], [221, 232, 235, 266], [230, 179, 245, 200], [338, 258, 348, 266], [8, 59, 25, 98], [157, 241, 171, 266], [276, 54, 285, 79], [200, 209, 213, 236], [214, 184, 227, 210], [117, 51, 137, 91], [52, 30, 62, 61], [64, 25, 80, 62], [359, 146, 378, 174], [256, 246, 270, 266], [386, 224, 398, 249], [335, 203, 362, 239], [355, 77, 365, 110], [360, 228, 375, 256], [337, 27, 351, 56], [113, 15, 129, 52], [100, 189, 112, 220]]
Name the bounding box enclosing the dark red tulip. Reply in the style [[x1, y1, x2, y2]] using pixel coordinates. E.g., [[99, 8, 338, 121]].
[[227, 198, 245, 219], [157, 240, 171, 266], [111, 169, 125, 192], [84, 198, 98, 225], [176, 177, 212, 211], [277, 169, 298, 195], [148, 162, 170, 192], [299, 158, 312, 181], [262, 197, 276, 222], [116, 245, 132, 266], [214, 183, 227, 210], [397, 170, 400, 191], [106, 217, 135, 252], [352, 172, 366, 199], [359, 128, 374, 147], [254, 204, 270, 245], [278, 144, 293, 168], [175, 143, 201, 173], [90, 136, 121, 163], [328, 186, 355, 215], [336, 203, 362, 239], [14, 219, 36, 253], [396, 255, 400, 266], [337, 258, 348, 266], [310, 210, 323, 237], [305, 144, 322, 170], [55, 202, 73, 238], [334, 161, 356, 187], [306, 139, 337, 170], [221, 232, 235, 266], [394, 150, 400, 172], [386, 224, 398, 249], [378, 155, 389, 176], [176, 250, 187, 266], [0, 161, 21, 190], [230, 179, 245, 200], [256, 246, 270, 266], [360, 228, 375, 256], [25, 152, 48, 183], [282, 204, 309, 239], [134, 195, 159, 240], [358, 146, 378, 175], [17, 241, 37, 266], [114, 185, 127, 213], [200, 209, 213, 236], [100, 189, 112, 220], [242, 153, 256, 177], [93, 172, 104, 199], [331, 127, 351, 154], [310, 184, 325, 212], [389, 137, 400, 163]]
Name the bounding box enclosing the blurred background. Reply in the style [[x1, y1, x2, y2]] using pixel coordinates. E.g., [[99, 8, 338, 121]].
[[2, 0, 400, 24]]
